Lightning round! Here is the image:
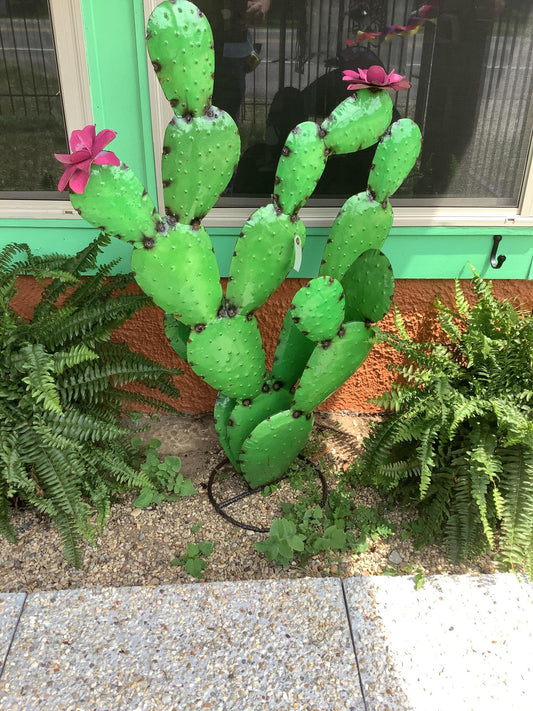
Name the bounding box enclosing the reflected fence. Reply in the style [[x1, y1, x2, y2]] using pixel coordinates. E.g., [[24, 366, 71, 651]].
[[1, 0, 532, 201], [243, 0, 533, 202], [0, 0, 61, 118]]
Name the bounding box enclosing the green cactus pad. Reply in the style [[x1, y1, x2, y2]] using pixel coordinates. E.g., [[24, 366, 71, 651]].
[[131, 222, 222, 327], [226, 205, 306, 313], [70, 164, 162, 244], [162, 109, 240, 224], [227, 383, 292, 461], [273, 122, 327, 215], [292, 321, 374, 412], [290, 276, 345, 342], [163, 314, 191, 361], [214, 393, 240, 471], [186, 314, 265, 399], [239, 409, 314, 487], [320, 90, 393, 155], [319, 191, 393, 281], [368, 119, 422, 202], [272, 311, 316, 389], [147, 0, 214, 117], [342, 249, 394, 323]]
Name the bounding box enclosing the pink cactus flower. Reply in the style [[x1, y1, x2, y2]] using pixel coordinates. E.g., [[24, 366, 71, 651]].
[[342, 65, 411, 92], [55, 125, 120, 194]]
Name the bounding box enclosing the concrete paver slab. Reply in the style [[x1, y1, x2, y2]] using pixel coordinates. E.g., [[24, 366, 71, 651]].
[[0, 578, 362, 710], [0, 594, 26, 678], [344, 573, 533, 711]]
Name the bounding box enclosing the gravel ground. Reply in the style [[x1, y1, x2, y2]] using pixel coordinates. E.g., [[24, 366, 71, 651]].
[[0, 412, 498, 594]]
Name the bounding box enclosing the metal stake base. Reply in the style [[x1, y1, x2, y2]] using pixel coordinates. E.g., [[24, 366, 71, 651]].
[[207, 456, 328, 533]]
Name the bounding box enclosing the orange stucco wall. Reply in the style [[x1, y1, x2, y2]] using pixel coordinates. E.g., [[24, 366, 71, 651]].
[[12, 277, 533, 413]]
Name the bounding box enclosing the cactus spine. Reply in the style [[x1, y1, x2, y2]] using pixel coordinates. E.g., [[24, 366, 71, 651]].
[[62, 0, 421, 488]]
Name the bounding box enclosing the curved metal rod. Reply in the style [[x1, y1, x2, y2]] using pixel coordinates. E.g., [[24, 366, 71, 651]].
[[207, 456, 328, 533], [490, 234, 506, 269]]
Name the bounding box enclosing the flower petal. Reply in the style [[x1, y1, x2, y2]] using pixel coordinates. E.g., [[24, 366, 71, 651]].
[[387, 69, 405, 83], [68, 168, 91, 194], [342, 69, 360, 82], [67, 148, 92, 165], [57, 164, 77, 192], [346, 82, 372, 91], [392, 79, 412, 90], [69, 125, 96, 153], [55, 152, 76, 165], [92, 129, 117, 156], [92, 150, 120, 166]]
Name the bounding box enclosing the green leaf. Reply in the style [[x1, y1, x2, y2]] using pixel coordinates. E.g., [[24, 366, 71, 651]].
[[381, 566, 398, 576], [186, 543, 200, 557], [133, 487, 157, 508], [414, 571, 426, 590], [198, 540, 214, 557], [185, 557, 208, 578], [323, 524, 347, 550], [287, 534, 305, 551], [165, 455, 182, 471], [176, 477, 196, 497], [191, 521, 204, 533]]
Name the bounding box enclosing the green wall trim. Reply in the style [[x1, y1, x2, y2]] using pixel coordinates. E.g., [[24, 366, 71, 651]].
[[80, 0, 158, 201], [1, 221, 531, 279]]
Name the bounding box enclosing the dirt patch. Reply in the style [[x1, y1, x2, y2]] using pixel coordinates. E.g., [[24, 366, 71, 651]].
[[0, 412, 497, 593]]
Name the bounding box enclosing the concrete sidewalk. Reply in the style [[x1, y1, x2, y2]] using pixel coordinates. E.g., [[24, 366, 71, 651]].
[[0, 574, 531, 710]]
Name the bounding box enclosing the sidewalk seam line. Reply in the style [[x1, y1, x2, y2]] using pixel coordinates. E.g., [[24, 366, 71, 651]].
[[341, 580, 368, 711], [0, 593, 27, 682]]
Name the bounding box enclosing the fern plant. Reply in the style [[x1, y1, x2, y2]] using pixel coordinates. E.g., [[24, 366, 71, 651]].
[[356, 272, 533, 575], [0, 235, 182, 567]]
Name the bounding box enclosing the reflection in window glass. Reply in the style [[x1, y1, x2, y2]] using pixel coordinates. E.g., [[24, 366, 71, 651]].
[[203, 0, 533, 206], [0, 0, 67, 196]]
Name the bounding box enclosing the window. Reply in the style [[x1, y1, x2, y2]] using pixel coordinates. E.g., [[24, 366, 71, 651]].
[[147, 0, 533, 227], [0, 0, 92, 216]]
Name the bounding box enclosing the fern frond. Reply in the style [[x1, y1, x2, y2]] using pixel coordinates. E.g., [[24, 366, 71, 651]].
[[392, 305, 411, 340], [468, 442, 501, 548], [445, 471, 486, 562], [361, 415, 404, 476], [0, 235, 182, 567], [0, 242, 33, 277], [31, 447, 82, 517], [17, 343, 62, 413], [417, 422, 439, 498], [54, 511, 83, 568], [0, 495, 16, 543], [499, 445, 533, 575], [454, 279, 471, 317], [43, 407, 134, 442], [53, 344, 99, 374], [62, 260, 119, 309], [35, 298, 148, 349]]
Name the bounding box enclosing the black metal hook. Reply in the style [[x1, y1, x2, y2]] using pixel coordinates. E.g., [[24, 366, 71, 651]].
[[490, 234, 506, 269]]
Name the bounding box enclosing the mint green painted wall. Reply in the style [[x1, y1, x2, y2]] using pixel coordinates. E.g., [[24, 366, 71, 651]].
[[1, 222, 532, 279], [80, 0, 158, 198], [0, 0, 531, 279]]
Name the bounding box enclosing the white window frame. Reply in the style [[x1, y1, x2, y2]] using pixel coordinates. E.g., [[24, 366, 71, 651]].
[[143, 1, 533, 231], [0, 0, 92, 219]]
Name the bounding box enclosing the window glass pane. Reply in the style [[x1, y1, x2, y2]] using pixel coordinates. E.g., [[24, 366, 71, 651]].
[[200, 0, 533, 207], [0, 0, 67, 196]]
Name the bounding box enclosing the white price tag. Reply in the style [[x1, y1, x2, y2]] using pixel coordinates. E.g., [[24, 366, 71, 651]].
[[293, 235, 302, 272]]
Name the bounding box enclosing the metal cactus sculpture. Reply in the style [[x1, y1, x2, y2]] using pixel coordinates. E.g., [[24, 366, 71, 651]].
[[56, 0, 421, 489]]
